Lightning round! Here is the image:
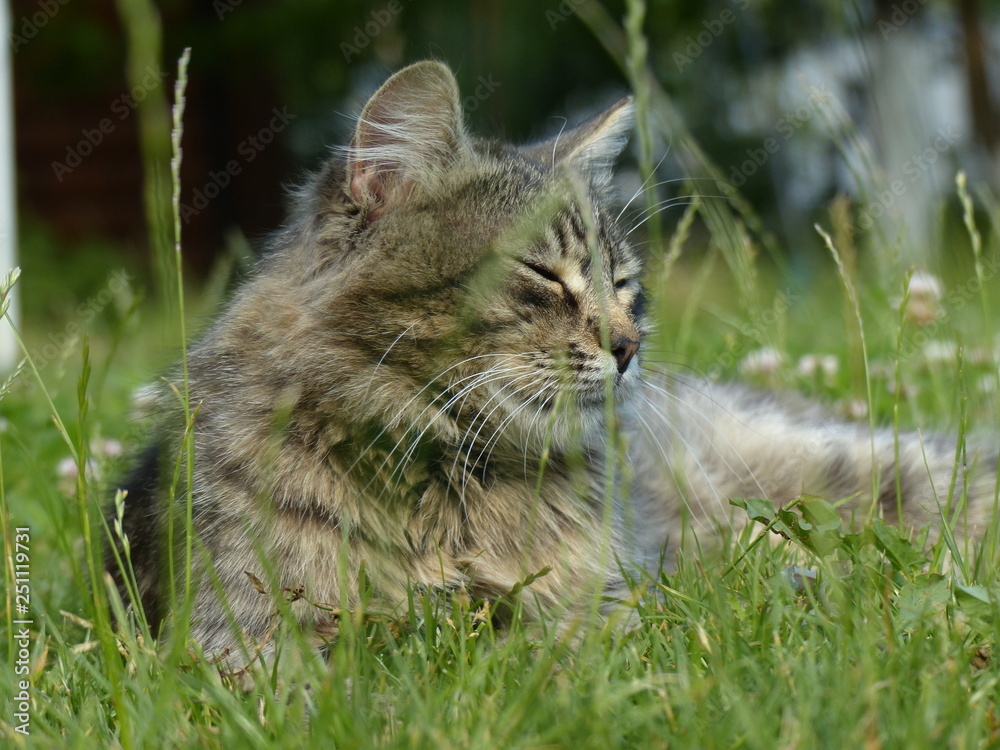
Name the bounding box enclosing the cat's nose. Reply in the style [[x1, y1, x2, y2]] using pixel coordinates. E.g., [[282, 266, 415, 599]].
[[611, 335, 639, 374]]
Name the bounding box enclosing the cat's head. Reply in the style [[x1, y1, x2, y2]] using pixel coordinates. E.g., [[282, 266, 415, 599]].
[[305, 61, 644, 451]]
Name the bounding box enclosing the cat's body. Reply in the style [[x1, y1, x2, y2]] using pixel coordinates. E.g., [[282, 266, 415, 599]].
[[110, 62, 996, 665]]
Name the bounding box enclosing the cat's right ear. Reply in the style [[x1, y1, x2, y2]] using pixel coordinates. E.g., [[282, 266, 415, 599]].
[[524, 97, 634, 184], [347, 61, 467, 222]]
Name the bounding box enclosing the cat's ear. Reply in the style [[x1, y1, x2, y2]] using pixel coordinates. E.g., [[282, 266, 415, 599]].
[[348, 61, 467, 219], [526, 97, 634, 182]]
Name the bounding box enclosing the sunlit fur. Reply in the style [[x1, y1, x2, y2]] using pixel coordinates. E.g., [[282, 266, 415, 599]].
[[110, 62, 997, 667]]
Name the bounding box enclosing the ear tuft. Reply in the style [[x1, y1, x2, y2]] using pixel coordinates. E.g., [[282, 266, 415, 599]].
[[348, 61, 467, 219], [526, 97, 634, 182]]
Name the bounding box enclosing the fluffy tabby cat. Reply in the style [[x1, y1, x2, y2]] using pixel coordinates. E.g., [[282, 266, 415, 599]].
[[109, 61, 997, 666]]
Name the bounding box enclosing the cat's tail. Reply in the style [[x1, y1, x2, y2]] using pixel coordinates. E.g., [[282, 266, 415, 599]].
[[631, 377, 999, 552]]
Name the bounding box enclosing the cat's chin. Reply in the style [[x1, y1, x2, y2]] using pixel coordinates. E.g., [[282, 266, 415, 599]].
[[525, 382, 632, 414], [573, 376, 637, 410]]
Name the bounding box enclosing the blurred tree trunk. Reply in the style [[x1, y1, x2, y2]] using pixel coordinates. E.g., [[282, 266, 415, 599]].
[[958, 0, 999, 154]]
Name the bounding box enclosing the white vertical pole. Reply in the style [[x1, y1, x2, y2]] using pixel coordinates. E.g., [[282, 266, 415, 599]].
[[0, 0, 18, 371]]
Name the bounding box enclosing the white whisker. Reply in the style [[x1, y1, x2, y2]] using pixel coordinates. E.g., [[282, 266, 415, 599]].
[[453, 371, 553, 503], [345, 352, 522, 477], [626, 195, 730, 237], [637, 376, 773, 509], [371, 364, 537, 498], [360, 324, 415, 399], [383, 365, 539, 496]]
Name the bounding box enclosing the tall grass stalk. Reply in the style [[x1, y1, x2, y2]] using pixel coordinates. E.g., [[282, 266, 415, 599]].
[[816, 224, 879, 516], [115, 0, 175, 309], [957, 172, 988, 319], [623, 0, 662, 253], [167, 47, 196, 654], [892, 269, 913, 530]]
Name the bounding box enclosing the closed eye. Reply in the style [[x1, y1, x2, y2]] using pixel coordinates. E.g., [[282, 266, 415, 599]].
[[522, 261, 562, 285], [615, 278, 631, 290]]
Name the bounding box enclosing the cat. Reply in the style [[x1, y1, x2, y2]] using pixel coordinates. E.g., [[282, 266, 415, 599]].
[[108, 60, 998, 671]]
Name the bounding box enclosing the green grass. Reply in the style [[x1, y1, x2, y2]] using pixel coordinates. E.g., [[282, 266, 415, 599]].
[[6, 10, 1000, 750], [3, 356, 1000, 750]]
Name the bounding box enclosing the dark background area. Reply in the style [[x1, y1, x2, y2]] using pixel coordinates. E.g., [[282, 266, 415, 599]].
[[13, 0, 631, 280]]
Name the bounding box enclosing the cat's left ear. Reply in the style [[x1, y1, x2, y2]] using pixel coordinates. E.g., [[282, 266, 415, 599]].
[[347, 61, 468, 221], [525, 97, 634, 182]]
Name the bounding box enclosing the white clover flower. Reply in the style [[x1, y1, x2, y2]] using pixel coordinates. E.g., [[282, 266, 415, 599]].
[[797, 354, 839, 380], [57, 440, 120, 497], [977, 374, 998, 394], [57, 456, 78, 481], [887, 380, 919, 398], [739, 347, 784, 377], [895, 270, 944, 326], [100, 439, 123, 458], [922, 340, 958, 364], [797, 354, 819, 377], [908, 270, 944, 302], [842, 399, 869, 420]]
